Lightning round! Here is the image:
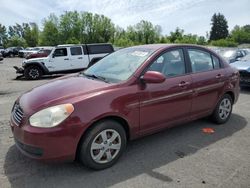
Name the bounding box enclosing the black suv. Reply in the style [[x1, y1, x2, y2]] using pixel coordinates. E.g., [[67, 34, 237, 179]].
[[2, 47, 24, 57]]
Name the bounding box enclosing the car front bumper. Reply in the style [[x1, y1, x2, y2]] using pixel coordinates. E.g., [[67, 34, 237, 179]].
[[10, 116, 84, 162]]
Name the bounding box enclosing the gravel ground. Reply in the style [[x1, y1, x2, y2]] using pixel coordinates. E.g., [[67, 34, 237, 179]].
[[0, 58, 250, 188]]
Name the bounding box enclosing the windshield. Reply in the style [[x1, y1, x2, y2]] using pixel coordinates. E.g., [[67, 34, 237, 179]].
[[83, 47, 155, 83]]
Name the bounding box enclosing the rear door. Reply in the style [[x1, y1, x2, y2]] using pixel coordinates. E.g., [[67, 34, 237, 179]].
[[69, 46, 89, 69], [186, 48, 226, 118], [139, 48, 193, 134]]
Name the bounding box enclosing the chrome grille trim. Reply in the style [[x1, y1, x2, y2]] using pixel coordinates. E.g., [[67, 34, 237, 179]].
[[12, 104, 24, 125]]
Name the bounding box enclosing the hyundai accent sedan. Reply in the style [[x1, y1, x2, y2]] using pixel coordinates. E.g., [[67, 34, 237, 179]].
[[10, 44, 240, 170]]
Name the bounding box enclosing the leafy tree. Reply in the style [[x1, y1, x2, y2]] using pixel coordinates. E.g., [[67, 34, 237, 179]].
[[7, 36, 27, 47], [210, 39, 237, 47], [40, 14, 59, 46], [169, 28, 184, 43], [23, 23, 39, 47], [231, 25, 250, 44], [209, 13, 229, 41], [0, 23, 8, 46]]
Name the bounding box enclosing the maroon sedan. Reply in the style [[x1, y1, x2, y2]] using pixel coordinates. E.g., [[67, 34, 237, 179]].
[[26, 49, 52, 59], [10, 44, 239, 170]]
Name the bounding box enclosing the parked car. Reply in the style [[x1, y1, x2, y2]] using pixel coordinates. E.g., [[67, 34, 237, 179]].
[[18, 47, 35, 58], [230, 53, 250, 87], [26, 48, 53, 59], [218, 49, 245, 63], [2, 47, 24, 57], [10, 44, 240, 170], [0, 53, 3, 61], [15, 43, 114, 80], [0, 46, 4, 54]]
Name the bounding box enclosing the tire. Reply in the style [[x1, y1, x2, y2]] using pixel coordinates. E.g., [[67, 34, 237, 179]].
[[24, 66, 43, 80], [211, 94, 233, 124], [78, 120, 127, 170]]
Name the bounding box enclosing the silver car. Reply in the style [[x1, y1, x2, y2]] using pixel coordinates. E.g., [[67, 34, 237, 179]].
[[230, 54, 250, 86]]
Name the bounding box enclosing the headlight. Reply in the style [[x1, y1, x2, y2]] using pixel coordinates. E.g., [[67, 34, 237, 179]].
[[29, 104, 74, 128]]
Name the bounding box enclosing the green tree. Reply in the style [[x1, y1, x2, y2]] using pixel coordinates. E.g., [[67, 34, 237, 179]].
[[40, 14, 59, 46], [210, 38, 237, 47], [0, 23, 8, 46], [23, 23, 39, 47], [209, 13, 229, 41], [7, 36, 27, 47], [231, 25, 250, 44], [169, 28, 184, 43], [59, 11, 81, 44]]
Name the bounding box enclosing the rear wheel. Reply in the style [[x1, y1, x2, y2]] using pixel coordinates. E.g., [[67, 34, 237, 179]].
[[78, 120, 127, 170], [24, 66, 43, 80], [211, 94, 233, 124]]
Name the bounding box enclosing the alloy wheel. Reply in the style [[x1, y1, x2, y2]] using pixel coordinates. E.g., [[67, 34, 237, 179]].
[[90, 129, 121, 164], [219, 98, 232, 120]]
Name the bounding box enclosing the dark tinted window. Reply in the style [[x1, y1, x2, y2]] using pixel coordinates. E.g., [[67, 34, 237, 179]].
[[212, 55, 220, 69], [148, 49, 186, 77], [188, 49, 213, 72], [87, 45, 114, 54], [54, 48, 67, 57], [70, 47, 82, 55]]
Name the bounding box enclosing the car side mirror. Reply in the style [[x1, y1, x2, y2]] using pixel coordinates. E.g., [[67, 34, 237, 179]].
[[52, 53, 55, 58], [140, 71, 166, 84]]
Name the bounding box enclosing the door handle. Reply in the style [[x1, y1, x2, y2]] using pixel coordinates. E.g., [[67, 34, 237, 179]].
[[78, 57, 83, 59], [178, 81, 190, 87], [215, 74, 224, 79], [64, 58, 69, 60]]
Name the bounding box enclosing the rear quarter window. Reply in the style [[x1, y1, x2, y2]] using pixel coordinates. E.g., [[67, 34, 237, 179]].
[[87, 45, 114, 54]]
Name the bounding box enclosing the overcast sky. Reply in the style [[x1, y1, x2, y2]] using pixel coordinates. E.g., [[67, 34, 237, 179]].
[[0, 0, 249, 36]]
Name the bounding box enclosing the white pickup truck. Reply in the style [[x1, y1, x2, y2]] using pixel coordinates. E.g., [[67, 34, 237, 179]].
[[14, 43, 114, 79]]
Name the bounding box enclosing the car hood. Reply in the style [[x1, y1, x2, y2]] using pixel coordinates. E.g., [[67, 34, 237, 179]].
[[19, 75, 115, 114], [230, 60, 250, 71], [25, 57, 47, 62]]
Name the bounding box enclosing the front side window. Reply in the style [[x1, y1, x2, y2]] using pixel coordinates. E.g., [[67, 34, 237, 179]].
[[54, 48, 67, 57], [188, 49, 213, 73], [148, 49, 186, 77], [70, 47, 82, 56]]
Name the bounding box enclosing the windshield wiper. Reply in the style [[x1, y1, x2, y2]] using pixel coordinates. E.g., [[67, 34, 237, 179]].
[[82, 73, 109, 83]]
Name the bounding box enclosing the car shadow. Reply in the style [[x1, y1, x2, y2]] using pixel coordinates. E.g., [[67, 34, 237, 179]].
[[240, 86, 250, 94], [4, 113, 247, 188]]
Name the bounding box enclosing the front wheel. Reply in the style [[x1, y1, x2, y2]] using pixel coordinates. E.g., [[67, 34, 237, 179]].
[[78, 120, 127, 170], [211, 94, 233, 124], [24, 66, 43, 80]]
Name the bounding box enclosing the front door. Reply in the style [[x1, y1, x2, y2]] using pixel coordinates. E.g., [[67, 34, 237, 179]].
[[139, 48, 193, 135], [50, 48, 71, 71]]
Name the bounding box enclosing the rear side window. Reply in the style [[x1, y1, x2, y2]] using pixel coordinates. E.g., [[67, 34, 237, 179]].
[[188, 49, 213, 73], [54, 48, 67, 57], [87, 45, 114, 54], [70, 47, 82, 56]]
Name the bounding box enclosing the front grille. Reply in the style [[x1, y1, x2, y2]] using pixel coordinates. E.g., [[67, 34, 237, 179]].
[[12, 103, 24, 125]]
